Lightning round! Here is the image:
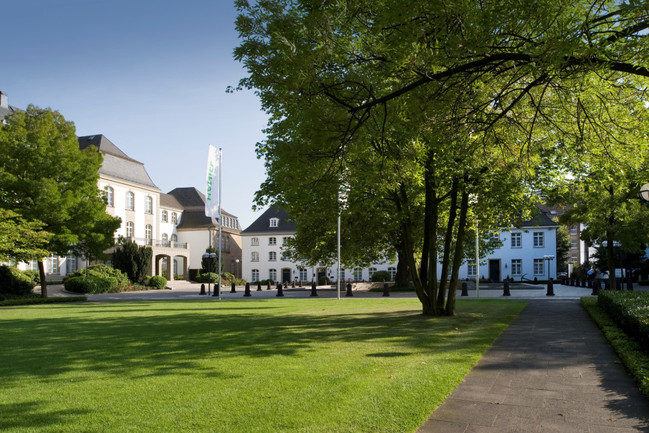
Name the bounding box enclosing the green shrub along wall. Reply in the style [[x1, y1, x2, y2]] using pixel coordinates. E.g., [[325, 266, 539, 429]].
[[0, 266, 36, 297]]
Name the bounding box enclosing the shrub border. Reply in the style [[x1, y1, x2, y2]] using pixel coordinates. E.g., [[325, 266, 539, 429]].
[[581, 297, 649, 397], [0, 296, 87, 307]]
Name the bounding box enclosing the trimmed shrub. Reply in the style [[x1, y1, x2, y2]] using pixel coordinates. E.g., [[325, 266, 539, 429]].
[[318, 276, 330, 285], [64, 275, 117, 294], [66, 264, 130, 287], [189, 269, 201, 282], [597, 291, 649, 353], [148, 275, 167, 290], [22, 269, 40, 285], [370, 270, 392, 282], [197, 273, 219, 284], [0, 265, 36, 296], [112, 238, 152, 283]]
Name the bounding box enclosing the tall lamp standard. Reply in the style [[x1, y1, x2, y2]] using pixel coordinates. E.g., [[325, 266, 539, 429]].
[[544, 255, 555, 280], [202, 252, 216, 296], [235, 258, 240, 279]]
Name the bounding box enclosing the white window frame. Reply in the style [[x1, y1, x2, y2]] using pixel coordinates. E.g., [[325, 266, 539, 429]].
[[388, 267, 397, 280], [251, 252, 259, 262], [126, 191, 135, 211], [511, 232, 522, 248], [354, 268, 363, 280], [299, 269, 308, 281], [467, 259, 476, 277], [145, 196, 153, 214], [269, 269, 277, 281], [145, 224, 153, 245], [270, 218, 279, 227], [126, 221, 134, 238], [171, 212, 178, 224], [511, 259, 522, 276], [533, 232, 545, 248], [251, 269, 259, 282], [105, 186, 114, 207], [251, 237, 259, 246], [161, 210, 168, 223], [269, 251, 277, 261], [533, 258, 544, 275], [268, 237, 277, 246]]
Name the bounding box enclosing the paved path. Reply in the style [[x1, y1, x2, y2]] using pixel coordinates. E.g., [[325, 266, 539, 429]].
[[417, 300, 649, 433]]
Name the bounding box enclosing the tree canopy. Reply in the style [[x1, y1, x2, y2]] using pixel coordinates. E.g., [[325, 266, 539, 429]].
[[0, 106, 121, 296], [234, 0, 649, 314]]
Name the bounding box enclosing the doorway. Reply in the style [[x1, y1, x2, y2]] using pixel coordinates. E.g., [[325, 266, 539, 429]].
[[489, 260, 501, 282], [282, 268, 291, 284]]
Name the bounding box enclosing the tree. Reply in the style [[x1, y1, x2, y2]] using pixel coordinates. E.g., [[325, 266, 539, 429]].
[[0, 209, 51, 263], [112, 238, 153, 284], [234, 0, 649, 315], [555, 224, 571, 275], [0, 106, 121, 296]]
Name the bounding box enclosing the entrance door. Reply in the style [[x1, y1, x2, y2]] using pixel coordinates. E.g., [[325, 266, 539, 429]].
[[282, 268, 291, 284], [317, 268, 327, 284], [489, 260, 501, 283]]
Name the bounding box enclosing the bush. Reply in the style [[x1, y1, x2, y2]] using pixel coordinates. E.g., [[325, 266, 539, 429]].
[[197, 273, 219, 284], [189, 269, 201, 282], [148, 275, 167, 290], [0, 265, 36, 296], [67, 264, 130, 287], [370, 270, 392, 282], [64, 275, 117, 294], [318, 276, 330, 285], [22, 269, 40, 285], [112, 238, 152, 283], [597, 291, 649, 353]]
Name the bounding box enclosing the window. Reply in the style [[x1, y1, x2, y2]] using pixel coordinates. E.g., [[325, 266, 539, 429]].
[[511, 232, 522, 248], [534, 259, 544, 275], [511, 259, 522, 275], [145, 224, 153, 245], [282, 237, 289, 245], [171, 212, 178, 224], [252, 269, 259, 282], [105, 186, 114, 207], [162, 233, 169, 246], [161, 210, 168, 223], [48, 255, 59, 275], [281, 251, 289, 261], [299, 269, 308, 281], [369, 267, 377, 279], [269, 237, 277, 246], [171, 234, 177, 242], [270, 218, 279, 227], [269, 269, 277, 281], [388, 267, 397, 280], [269, 251, 277, 261], [571, 241, 578, 249], [341, 269, 346, 281], [66, 256, 77, 274], [126, 221, 134, 238], [570, 225, 578, 235], [354, 268, 363, 280], [533, 232, 544, 248], [145, 196, 153, 214], [251, 252, 259, 262], [251, 237, 259, 246], [126, 191, 135, 211], [467, 260, 476, 277]]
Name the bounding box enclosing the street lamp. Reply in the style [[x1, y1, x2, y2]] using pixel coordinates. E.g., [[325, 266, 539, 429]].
[[544, 255, 555, 280], [235, 258, 240, 279], [202, 252, 216, 296]]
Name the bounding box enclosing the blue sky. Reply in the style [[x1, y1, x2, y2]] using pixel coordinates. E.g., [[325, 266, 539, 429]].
[[3, 0, 268, 229]]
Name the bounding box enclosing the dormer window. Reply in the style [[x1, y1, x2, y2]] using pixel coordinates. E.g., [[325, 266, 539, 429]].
[[270, 218, 279, 227]]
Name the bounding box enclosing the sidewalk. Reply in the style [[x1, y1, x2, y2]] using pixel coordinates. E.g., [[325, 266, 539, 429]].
[[417, 300, 649, 433]]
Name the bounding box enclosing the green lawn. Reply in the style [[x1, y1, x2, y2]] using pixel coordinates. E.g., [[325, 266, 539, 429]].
[[0, 298, 525, 433]]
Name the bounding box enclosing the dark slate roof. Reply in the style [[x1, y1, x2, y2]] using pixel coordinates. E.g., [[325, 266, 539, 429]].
[[241, 206, 296, 234], [0, 105, 19, 120], [167, 187, 238, 230], [160, 193, 183, 210], [78, 135, 158, 190], [519, 207, 559, 228]]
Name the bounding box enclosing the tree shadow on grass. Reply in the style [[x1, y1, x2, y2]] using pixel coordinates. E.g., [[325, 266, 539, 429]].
[[0, 401, 90, 430], [0, 300, 521, 386]]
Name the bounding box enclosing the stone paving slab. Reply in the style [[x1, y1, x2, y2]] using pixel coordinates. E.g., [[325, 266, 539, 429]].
[[417, 300, 649, 433]]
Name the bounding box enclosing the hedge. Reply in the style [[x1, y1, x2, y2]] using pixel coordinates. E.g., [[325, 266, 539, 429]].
[[64, 275, 118, 294], [148, 275, 167, 290], [597, 291, 649, 353], [0, 265, 36, 296]]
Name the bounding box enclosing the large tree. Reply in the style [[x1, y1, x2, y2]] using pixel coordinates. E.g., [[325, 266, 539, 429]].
[[234, 0, 649, 315], [0, 209, 51, 263], [0, 106, 121, 296]]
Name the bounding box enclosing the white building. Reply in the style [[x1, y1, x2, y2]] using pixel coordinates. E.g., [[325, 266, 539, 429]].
[[241, 207, 397, 285], [458, 210, 559, 282]]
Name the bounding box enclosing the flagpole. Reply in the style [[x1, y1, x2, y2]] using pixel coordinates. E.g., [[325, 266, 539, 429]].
[[218, 148, 222, 301]]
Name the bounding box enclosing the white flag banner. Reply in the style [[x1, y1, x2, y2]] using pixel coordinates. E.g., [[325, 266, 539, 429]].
[[205, 145, 220, 217]]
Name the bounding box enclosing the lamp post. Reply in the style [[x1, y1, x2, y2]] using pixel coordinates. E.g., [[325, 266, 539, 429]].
[[235, 258, 240, 279], [544, 254, 555, 280], [202, 252, 216, 296]]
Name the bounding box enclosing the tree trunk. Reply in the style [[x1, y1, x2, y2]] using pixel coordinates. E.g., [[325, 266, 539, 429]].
[[437, 179, 459, 310], [606, 227, 617, 290], [446, 187, 470, 316], [38, 259, 48, 298], [394, 243, 410, 287]]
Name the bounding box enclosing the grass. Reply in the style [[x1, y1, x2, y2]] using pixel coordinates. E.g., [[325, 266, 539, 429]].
[[581, 297, 649, 397], [0, 298, 525, 433]]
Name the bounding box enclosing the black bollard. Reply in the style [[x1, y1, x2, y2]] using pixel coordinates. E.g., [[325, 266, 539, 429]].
[[546, 278, 555, 296], [257, 281, 262, 291], [212, 283, 219, 297], [592, 279, 600, 296], [244, 282, 251, 297], [292, 280, 295, 288], [382, 283, 390, 297], [267, 281, 271, 290], [276, 283, 284, 297], [310, 281, 318, 297], [461, 282, 468, 297], [503, 279, 511, 296], [231, 282, 236, 293], [346, 283, 353, 297], [200, 283, 206, 295]]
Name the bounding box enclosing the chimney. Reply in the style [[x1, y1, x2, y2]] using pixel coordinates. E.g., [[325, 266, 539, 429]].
[[0, 92, 7, 108]]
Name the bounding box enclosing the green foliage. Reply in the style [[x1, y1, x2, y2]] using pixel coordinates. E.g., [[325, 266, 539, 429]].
[[67, 264, 130, 287], [0, 265, 36, 296], [0, 209, 51, 263], [201, 248, 219, 274], [597, 291, 649, 353], [555, 225, 571, 273], [0, 296, 87, 306], [22, 269, 40, 285], [112, 238, 152, 284], [64, 275, 117, 294], [148, 275, 167, 290], [582, 298, 649, 397], [370, 270, 391, 282], [318, 276, 330, 285]]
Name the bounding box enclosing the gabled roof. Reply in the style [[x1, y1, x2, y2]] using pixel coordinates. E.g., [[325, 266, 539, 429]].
[[167, 187, 238, 230], [0, 105, 19, 120], [241, 206, 296, 234], [160, 193, 183, 210], [78, 135, 158, 190]]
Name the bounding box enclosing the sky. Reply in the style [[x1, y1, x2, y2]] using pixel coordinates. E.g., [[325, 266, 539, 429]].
[[3, 0, 269, 229]]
